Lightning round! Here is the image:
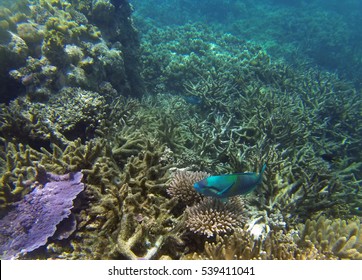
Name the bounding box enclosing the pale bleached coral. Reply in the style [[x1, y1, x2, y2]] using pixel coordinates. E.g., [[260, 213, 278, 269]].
[[167, 169, 207, 205], [185, 197, 245, 238]]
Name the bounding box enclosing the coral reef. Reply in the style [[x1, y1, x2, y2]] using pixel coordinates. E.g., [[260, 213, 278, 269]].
[[0, 1, 361, 260], [182, 226, 332, 260], [0, 0, 142, 104], [0, 137, 108, 213], [140, 24, 362, 224], [54, 139, 179, 260], [134, 0, 362, 87], [0, 87, 107, 148], [182, 229, 262, 260], [0, 126, 180, 259]]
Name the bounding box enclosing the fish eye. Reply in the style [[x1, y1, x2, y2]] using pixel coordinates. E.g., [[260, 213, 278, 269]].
[[113, 176, 122, 186]]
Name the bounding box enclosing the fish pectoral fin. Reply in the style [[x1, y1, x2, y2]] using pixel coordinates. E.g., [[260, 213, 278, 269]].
[[217, 183, 234, 197], [207, 186, 221, 195]]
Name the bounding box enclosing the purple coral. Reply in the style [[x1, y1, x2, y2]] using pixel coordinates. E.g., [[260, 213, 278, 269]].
[[0, 171, 84, 259]]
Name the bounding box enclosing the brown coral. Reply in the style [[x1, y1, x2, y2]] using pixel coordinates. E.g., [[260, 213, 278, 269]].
[[167, 169, 208, 205], [183, 227, 330, 260], [185, 197, 245, 238], [297, 216, 362, 259], [182, 228, 261, 260]]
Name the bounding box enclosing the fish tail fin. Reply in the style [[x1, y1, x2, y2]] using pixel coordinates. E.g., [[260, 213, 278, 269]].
[[260, 163, 267, 175], [258, 163, 266, 184]]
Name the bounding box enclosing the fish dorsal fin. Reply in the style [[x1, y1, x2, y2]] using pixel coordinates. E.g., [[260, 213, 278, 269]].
[[217, 182, 234, 197], [234, 172, 255, 176]]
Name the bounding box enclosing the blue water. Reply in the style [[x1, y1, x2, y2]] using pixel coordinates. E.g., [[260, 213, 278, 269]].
[[131, 0, 362, 87]]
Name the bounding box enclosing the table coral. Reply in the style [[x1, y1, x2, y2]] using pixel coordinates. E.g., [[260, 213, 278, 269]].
[[0, 168, 84, 259]]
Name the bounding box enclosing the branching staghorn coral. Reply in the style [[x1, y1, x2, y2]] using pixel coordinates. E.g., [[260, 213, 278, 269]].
[[119, 31, 361, 258], [188, 71, 361, 223], [141, 23, 268, 95], [0, 137, 113, 213], [2, 16, 362, 260], [184, 75, 238, 113], [133, 63, 361, 226], [249, 140, 361, 224], [182, 228, 261, 260], [297, 216, 362, 259], [0, 132, 183, 260], [107, 96, 141, 127], [110, 126, 147, 168], [0, 100, 61, 148], [129, 94, 193, 154], [0, 142, 37, 212], [182, 225, 333, 260], [67, 140, 181, 260]]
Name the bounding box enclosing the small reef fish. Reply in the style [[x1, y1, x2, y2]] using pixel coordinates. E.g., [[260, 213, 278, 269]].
[[321, 153, 340, 163], [182, 95, 202, 105], [194, 164, 266, 198]]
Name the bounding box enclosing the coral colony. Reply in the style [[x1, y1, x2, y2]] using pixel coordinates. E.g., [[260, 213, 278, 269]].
[[0, 0, 361, 259], [0, 169, 84, 259]]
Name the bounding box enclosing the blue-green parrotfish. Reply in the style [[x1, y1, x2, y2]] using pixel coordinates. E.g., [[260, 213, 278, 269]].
[[194, 163, 266, 198]]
